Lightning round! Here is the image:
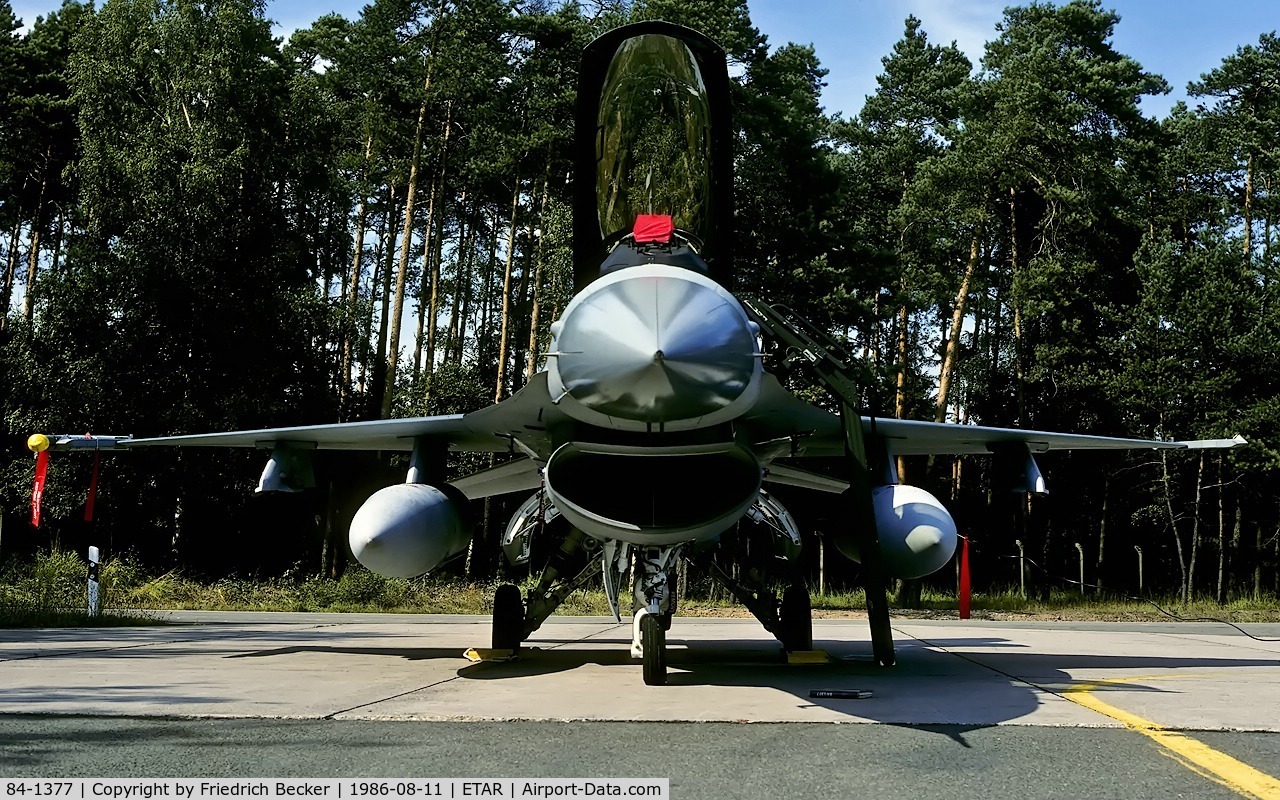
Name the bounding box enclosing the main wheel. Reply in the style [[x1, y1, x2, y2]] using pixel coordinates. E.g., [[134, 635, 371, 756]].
[[492, 583, 524, 651], [778, 583, 813, 652], [641, 613, 667, 686]]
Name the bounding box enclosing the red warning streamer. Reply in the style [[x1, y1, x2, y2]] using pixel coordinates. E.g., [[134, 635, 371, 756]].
[[84, 450, 100, 522], [958, 535, 971, 620], [30, 450, 49, 527]]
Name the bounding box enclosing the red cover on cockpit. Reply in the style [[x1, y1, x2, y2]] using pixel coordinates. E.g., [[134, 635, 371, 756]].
[[633, 214, 674, 244]]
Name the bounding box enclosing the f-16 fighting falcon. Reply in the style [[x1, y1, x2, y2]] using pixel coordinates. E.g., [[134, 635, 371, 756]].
[[30, 22, 1243, 685]]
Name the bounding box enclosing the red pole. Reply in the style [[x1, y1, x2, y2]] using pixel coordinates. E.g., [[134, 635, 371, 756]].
[[84, 450, 100, 522], [958, 535, 971, 620]]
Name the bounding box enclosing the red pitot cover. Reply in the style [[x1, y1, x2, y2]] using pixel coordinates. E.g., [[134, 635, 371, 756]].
[[633, 214, 674, 244]]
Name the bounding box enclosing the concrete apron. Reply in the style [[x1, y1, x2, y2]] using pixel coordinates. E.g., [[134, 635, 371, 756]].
[[1, 614, 1277, 729]]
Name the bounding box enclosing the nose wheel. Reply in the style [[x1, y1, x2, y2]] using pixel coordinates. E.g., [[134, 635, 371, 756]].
[[637, 611, 667, 685]]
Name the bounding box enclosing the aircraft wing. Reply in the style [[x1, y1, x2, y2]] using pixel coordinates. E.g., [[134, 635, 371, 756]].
[[119, 415, 489, 451], [775, 413, 1246, 458], [755, 403, 1243, 495], [855, 419, 1246, 457], [36, 376, 571, 500], [45, 374, 571, 456], [739, 375, 1244, 457]]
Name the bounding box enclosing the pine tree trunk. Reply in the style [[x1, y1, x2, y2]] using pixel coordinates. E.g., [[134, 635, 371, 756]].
[[1263, 174, 1272, 266], [988, 283, 1002, 416], [525, 177, 551, 382], [383, 71, 433, 418], [1096, 475, 1109, 592], [341, 132, 375, 415], [422, 101, 453, 380], [22, 222, 40, 324], [1255, 519, 1264, 598], [1229, 491, 1241, 601], [412, 169, 441, 384], [935, 225, 982, 423], [433, 188, 451, 361], [1187, 452, 1206, 605], [1243, 152, 1253, 259], [512, 220, 534, 384], [494, 178, 522, 404], [894, 302, 908, 481], [360, 186, 396, 399], [1218, 455, 1228, 599], [50, 205, 65, 277], [478, 207, 499, 360], [460, 196, 484, 364], [1160, 448, 1189, 603], [442, 197, 470, 366], [23, 147, 51, 324], [1010, 187, 1026, 427], [371, 186, 400, 418], [2, 219, 22, 325]]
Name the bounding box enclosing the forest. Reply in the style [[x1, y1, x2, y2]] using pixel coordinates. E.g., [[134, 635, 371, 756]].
[[0, 0, 1277, 604]]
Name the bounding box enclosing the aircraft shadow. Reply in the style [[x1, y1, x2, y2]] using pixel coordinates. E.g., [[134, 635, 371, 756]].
[[217, 631, 1278, 744]]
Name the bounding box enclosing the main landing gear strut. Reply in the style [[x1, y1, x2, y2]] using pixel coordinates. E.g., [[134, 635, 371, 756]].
[[491, 526, 602, 652], [691, 550, 813, 656], [743, 299, 896, 668]]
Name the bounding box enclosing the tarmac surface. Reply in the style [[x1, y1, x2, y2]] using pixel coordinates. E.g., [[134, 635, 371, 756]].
[[2, 612, 1280, 798]]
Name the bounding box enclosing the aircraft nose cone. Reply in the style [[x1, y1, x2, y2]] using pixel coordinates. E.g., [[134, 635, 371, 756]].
[[553, 269, 758, 424]]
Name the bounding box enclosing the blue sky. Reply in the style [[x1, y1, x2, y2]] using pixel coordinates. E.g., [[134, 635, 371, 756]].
[[11, 0, 1277, 119]]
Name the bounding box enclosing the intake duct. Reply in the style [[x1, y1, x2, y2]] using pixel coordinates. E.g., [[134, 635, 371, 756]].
[[543, 442, 761, 545]]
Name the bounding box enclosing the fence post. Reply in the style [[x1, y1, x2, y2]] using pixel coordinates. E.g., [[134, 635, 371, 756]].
[[1134, 545, 1144, 595], [1015, 539, 1025, 599], [1074, 542, 1085, 596]]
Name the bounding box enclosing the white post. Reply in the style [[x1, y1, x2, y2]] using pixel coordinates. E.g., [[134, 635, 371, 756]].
[[1134, 545, 1144, 595], [1015, 539, 1025, 599], [87, 545, 101, 617], [1074, 542, 1085, 596]]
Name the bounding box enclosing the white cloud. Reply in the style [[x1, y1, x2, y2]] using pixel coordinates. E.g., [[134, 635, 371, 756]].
[[895, 0, 1005, 65]]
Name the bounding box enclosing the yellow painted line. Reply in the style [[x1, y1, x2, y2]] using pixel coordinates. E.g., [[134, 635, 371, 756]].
[[1063, 677, 1280, 799]]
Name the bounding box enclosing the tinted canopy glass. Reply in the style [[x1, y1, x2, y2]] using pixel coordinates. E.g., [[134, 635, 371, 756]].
[[595, 33, 712, 246]]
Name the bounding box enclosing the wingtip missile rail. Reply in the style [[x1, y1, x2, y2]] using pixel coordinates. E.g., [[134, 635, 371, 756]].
[[1177, 434, 1248, 449], [27, 433, 133, 452]]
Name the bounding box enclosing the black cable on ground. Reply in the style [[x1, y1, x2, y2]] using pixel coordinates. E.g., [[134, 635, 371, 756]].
[[993, 552, 1280, 643]]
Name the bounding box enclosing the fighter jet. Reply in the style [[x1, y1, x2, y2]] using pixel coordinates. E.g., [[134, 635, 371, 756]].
[[31, 22, 1243, 685]]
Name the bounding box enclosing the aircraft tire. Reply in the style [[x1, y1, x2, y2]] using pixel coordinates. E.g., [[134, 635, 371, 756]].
[[492, 583, 524, 651], [779, 583, 812, 652], [641, 613, 666, 686]]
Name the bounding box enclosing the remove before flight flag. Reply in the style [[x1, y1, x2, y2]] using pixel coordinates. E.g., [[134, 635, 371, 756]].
[[27, 433, 105, 527], [30, 449, 49, 527]]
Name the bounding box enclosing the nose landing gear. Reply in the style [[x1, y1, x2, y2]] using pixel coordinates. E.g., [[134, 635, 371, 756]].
[[630, 545, 681, 685]]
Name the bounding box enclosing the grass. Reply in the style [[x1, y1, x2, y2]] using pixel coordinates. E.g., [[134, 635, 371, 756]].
[[2, 549, 1278, 626]]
